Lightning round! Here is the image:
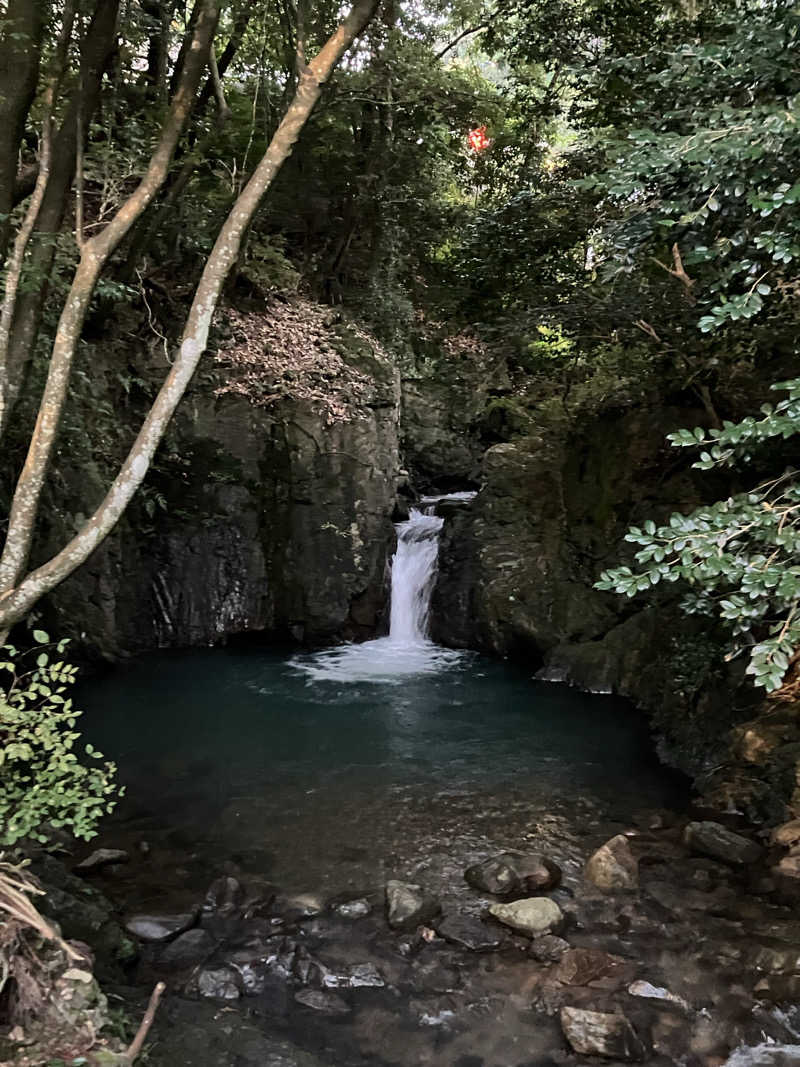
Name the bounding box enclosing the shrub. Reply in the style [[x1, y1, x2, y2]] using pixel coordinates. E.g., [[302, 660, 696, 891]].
[[0, 631, 120, 847]]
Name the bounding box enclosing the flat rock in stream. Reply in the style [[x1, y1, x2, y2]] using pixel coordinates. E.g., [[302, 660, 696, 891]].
[[435, 913, 503, 951], [683, 821, 762, 865], [488, 897, 562, 937], [560, 1007, 646, 1061], [125, 911, 197, 942], [385, 880, 440, 931], [294, 989, 351, 1015], [159, 928, 217, 970]]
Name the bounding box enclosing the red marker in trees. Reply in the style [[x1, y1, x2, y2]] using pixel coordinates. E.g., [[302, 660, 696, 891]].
[[468, 125, 489, 152]]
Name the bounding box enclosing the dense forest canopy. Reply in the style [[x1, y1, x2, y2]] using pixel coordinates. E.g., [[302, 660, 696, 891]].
[[0, 0, 798, 685]]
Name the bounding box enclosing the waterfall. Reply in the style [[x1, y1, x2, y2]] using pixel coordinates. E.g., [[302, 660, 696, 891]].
[[389, 509, 444, 644], [293, 493, 474, 682]]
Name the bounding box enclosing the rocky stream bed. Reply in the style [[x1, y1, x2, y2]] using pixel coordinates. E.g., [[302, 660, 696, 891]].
[[23, 804, 800, 1067]]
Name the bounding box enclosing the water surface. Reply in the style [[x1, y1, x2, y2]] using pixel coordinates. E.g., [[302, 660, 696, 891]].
[[79, 647, 684, 900]]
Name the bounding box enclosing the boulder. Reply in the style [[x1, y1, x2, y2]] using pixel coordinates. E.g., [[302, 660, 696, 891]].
[[464, 852, 561, 896], [125, 912, 197, 943], [75, 849, 129, 872], [435, 914, 503, 952], [197, 966, 240, 1000], [158, 928, 217, 970], [487, 897, 563, 937], [203, 875, 245, 917], [385, 880, 439, 932], [334, 898, 371, 920], [683, 821, 762, 865], [585, 835, 639, 890], [554, 948, 630, 988], [560, 1007, 646, 1061], [530, 934, 570, 963], [771, 820, 800, 847], [464, 856, 519, 896]]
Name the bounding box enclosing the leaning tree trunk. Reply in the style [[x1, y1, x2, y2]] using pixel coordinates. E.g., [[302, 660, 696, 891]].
[[0, 0, 221, 610], [0, 0, 120, 443], [0, 0, 47, 267], [0, 0, 380, 639]]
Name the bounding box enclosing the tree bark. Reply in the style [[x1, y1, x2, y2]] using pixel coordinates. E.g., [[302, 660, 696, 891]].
[[0, 0, 121, 443], [0, 3, 76, 434], [0, 0, 380, 637], [0, 0, 220, 602], [0, 0, 47, 266]]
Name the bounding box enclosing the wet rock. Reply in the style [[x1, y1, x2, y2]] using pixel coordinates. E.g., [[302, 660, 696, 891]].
[[75, 848, 129, 872], [488, 897, 562, 937], [413, 958, 460, 993], [628, 980, 691, 1011], [334, 898, 371, 919], [775, 851, 800, 879], [322, 962, 384, 989], [585, 835, 639, 890], [463, 852, 560, 896], [683, 821, 762, 866], [158, 928, 217, 970], [530, 934, 570, 963], [771, 819, 800, 847], [125, 912, 197, 943], [435, 914, 503, 952], [554, 948, 631, 988], [632, 809, 676, 831], [464, 856, 519, 895], [722, 1046, 800, 1066], [385, 880, 440, 931], [643, 878, 734, 915], [203, 875, 245, 917], [560, 1007, 646, 1061], [284, 892, 325, 917], [197, 965, 240, 1000], [294, 989, 351, 1015]]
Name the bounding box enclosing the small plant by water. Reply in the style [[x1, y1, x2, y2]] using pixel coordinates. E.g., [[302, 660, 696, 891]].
[[0, 631, 120, 848]]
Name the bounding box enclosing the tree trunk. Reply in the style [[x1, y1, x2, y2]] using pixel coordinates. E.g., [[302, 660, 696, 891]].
[[0, 0, 120, 443], [0, 0, 47, 266], [0, 0, 380, 638], [0, 0, 220, 605]]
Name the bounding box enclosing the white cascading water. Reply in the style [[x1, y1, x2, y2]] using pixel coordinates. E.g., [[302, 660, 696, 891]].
[[389, 509, 444, 643], [293, 494, 474, 682]]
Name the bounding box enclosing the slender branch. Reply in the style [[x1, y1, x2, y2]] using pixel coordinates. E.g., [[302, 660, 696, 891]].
[[436, 20, 491, 60], [75, 78, 86, 248], [125, 982, 166, 1064], [209, 43, 231, 121]]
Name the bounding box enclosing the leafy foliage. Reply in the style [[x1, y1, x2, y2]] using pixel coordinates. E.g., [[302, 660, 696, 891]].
[[597, 381, 800, 692], [0, 632, 119, 847]]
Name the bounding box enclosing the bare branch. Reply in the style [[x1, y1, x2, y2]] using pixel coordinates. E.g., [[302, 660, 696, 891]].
[[125, 982, 166, 1064]]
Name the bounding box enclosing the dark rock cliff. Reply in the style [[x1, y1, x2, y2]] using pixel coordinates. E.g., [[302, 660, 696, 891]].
[[42, 314, 402, 655]]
